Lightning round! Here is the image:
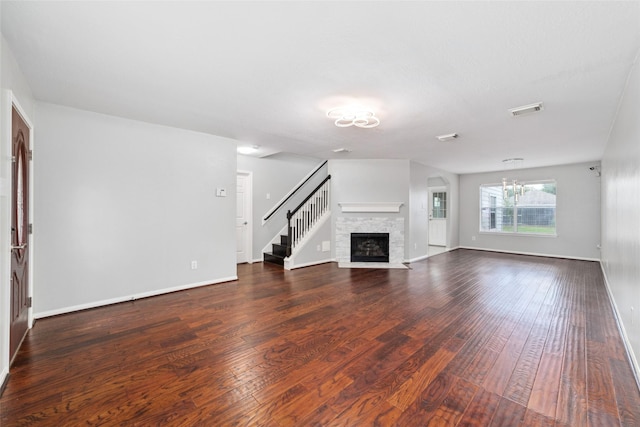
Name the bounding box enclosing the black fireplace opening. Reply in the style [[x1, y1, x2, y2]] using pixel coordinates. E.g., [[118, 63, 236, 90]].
[[350, 233, 390, 263]]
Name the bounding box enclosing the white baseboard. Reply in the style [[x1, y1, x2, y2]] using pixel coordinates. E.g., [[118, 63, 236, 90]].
[[599, 262, 640, 391], [0, 367, 8, 394], [407, 246, 462, 263], [407, 254, 429, 263], [34, 276, 238, 319], [458, 246, 600, 262], [285, 258, 334, 270]]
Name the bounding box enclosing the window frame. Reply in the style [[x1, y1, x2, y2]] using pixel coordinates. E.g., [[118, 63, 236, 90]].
[[478, 179, 557, 237]]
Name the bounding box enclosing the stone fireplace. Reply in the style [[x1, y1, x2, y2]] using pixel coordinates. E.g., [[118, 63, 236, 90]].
[[336, 217, 404, 264]]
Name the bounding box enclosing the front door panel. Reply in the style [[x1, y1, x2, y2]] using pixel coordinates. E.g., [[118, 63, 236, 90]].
[[10, 106, 30, 361]]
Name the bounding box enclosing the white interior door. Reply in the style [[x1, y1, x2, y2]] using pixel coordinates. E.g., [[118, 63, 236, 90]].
[[236, 173, 252, 263], [428, 188, 447, 247]]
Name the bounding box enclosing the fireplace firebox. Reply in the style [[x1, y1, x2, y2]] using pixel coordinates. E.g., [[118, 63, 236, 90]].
[[350, 233, 390, 263]]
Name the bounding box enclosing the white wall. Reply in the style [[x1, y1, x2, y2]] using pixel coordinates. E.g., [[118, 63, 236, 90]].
[[601, 51, 640, 376], [0, 35, 37, 386], [329, 159, 410, 260], [409, 161, 460, 261], [33, 103, 237, 316], [459, 162, 601, 260], [237, 153, 324, 261]]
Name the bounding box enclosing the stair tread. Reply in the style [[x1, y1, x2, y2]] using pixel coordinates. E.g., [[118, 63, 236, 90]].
[[265, 251, 285, 258], [264, 252, 286, 266]]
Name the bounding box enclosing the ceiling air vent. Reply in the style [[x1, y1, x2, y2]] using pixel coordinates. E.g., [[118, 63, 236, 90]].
[[332, 147, 351, 153], [509, 102, 543, 117], [436, 133, 459, 142]]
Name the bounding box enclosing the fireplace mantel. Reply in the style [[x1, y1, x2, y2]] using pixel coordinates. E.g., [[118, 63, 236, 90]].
[[338, 202, 403, 213]]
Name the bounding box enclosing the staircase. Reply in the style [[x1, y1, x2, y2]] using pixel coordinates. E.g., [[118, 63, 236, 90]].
[[263, 175, 331, 267], [263, 234, 289, 266]]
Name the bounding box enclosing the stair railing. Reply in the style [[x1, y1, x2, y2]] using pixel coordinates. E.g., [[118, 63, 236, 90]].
[[263, 160, 328, 224], [286, 175, 331, 256]]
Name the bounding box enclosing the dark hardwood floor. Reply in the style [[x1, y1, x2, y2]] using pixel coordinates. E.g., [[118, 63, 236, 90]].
[[1, 249, 639, 426]]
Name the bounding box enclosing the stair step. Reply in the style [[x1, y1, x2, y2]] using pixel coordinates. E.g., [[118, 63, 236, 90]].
[[272, 243, 288, 257], [263, 252, 285, 266], [280, 235, 289, 245]]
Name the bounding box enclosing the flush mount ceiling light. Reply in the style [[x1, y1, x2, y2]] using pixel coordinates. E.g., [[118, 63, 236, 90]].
[[332, 147, 351, 153], [326, 106, 380, 128], [509, 102, 544, 117], [237, 145, 260, 155], [436, 133, 459, 142]]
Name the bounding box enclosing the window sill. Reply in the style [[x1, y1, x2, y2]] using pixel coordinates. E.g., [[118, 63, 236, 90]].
[[479, 231, 557, 238]]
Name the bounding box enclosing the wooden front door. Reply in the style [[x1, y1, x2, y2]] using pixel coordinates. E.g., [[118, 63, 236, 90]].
[[10, 106, 30, 361]]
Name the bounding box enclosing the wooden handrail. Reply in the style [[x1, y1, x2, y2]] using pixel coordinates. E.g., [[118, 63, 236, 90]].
[[287, 175, 331, 220], [262, 160, 328, 223]]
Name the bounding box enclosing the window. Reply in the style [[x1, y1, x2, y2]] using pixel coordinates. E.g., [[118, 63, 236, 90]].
[[432, 191, 447, 219], [480, 180, 556, 235], [489, 195, 497, 229]]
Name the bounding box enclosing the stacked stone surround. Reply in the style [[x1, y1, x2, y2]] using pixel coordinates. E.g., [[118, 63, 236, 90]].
[[336, 217, 404, 263]]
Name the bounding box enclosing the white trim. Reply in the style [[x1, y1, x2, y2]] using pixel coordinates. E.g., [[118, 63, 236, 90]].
[[338, 202, 403, 213], [599, 262, 640, 391], [0, 367, 9, 391], [33, 276, 238, 319], [408, 254, 430, 263], [285, 258, 334, 270], [408, 248, 453, 263], [0, 91, 11, 386], [479, 231, 558, 238], [458, 246, 600, 262]]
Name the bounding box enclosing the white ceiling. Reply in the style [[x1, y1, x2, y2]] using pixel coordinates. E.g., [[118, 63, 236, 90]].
[[2, 1, 639, 174]]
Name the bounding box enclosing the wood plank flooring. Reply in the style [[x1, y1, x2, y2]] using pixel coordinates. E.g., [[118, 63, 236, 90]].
[[1, 249, 639, 426]]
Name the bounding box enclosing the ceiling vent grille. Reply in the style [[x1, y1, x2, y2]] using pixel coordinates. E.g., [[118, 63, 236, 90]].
[[436, 133, 459, 142], [332, 147, 351, 153], [509, 102, 544, 117]]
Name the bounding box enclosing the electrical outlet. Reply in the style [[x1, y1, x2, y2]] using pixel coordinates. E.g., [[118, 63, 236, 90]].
[[266, 193, 270, 200], [191, 260, 198, 270], [471, 236, 476, 241], [317, 245, 321, 251]]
